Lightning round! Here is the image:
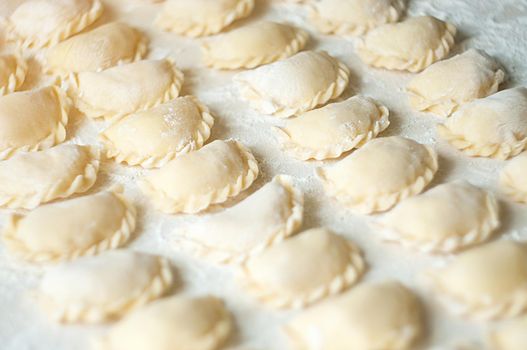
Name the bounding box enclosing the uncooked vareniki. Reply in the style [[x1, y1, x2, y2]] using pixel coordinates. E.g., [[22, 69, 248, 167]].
[[500, 152, 527, 203], [0, 53, 27, 96]]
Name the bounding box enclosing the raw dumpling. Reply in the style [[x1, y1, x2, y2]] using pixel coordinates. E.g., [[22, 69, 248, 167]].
[[0, 86, 69, 159], [140, 139, 258, 214], [0, 144, 100, 209], [275, 95, 390, 160], [285, 280, 424, 350], [356, 16, 456, 72], [202, 21, 309, 70], [176, 175, 303, 264], [156, 0, 255, 37], [308, 0, 405, 36], [0, 53, 27, 96], [488, 316, 527, 350], [3, 187, 136, 263], [46, 22, 148, 75], [426, 240, 527, 320], [6, 0, 103, 48], [37, 250, 173, 323], [376, 181, 499, 253], [407, 49, 505, 117], [234, 51, 350, 118], [97, 295, 232, 350], [317, 136, 438, 214], [240, 227, 365, 309], [101, 96, 214, 168], [437, 87, 527, 160], [500, 152, 527, 203], [68, 59, 184, 120]]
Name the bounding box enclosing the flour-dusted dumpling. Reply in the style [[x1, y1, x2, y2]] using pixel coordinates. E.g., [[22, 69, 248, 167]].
[[202, 21, 309, 70], [356, 16, 456, 72], [317, 136, 438, 214], [97, 295, 232, 350], [68, 59, 184, 120], [438, 87, 527, 160], [0, 54, 27, 96], [101, 96, 214, 168], [500, 152, 527, 203], [0, 144, 99, 209], [488, 316, 527, 350], [426, 240, 527, 320], [176, 175, 303, 264], [3, 187, 136, 263], [308, 0, 405, 36], [0, 86, 69, 160], [234, 51, 350, 118], [37, 250, 173, 323], [156, 0, 255, 37], [240, 227, 365, 309], [407, 49, 505, 117], [140, 139, 258, 214], [6, 0, 103, 48], [275, 95, 390, 160], [46, 22, 148, 75], [376, 181, 499, 254], [285, 280, 424, 350]]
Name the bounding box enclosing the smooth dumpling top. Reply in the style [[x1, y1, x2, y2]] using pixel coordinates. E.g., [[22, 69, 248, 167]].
[[156, 0, 255, 37], [0, 144, 99, 209], [500, 152, 527, 203], [275, 95, 390, 160], [101, 96, 214, 168], [0, 54, 27, 96], [46, 22, 148, 75], [356, 16, 456, 72], [427, 240, 527, 320], [234, 51, 350, 118], [0, 86, 69, 159], [6, 0, 103, 48], [68, 59, 184, 120], [202, 21, 309, 70], [488, 316, 527, 350], [285, 280, 424, 350], [437, 87, 527, 160], [407, 49, 505, 117], [240, 227, 365, 309], [308, 0, 405, 36], [37, 250, 173, 323], [317, 136, 438, 214], [3, 187, 136, 262], [377, 181, 499, 253], [140, 139, 258, 214]]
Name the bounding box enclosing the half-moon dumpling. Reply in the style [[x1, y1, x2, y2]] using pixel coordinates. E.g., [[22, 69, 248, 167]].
[[317, 136, 438, 214], [37, 250, 173, 323], [68, 59, 184, 120], [140, 139, 258, 214], [46, 22, 148, 75], [234, 51, 350, 118], [202, 21, 309, 70], [0, 86, 69, 159], [101, 96, 214, 168], [488, 316, 527, 350], [96, 295, 232, 350], [275, 95, 390, 160], [500, 152, 527, 203], [407, 49, 505, 117], [426, 240, 527, 320], [0, 144, 100, 209], [0, 53, 27, 96], [6, 0, 103, 48], [285, 280, 425, 350], [3, 187, 136, 263], [376, 181, 499, 253], [437, 87, 527, 160], [356, 16, 456, 72], [176, 175, 303, 264], [307, 0, 405, 36], [156, 0, 255, 37], [240, 227, 365, 309]]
